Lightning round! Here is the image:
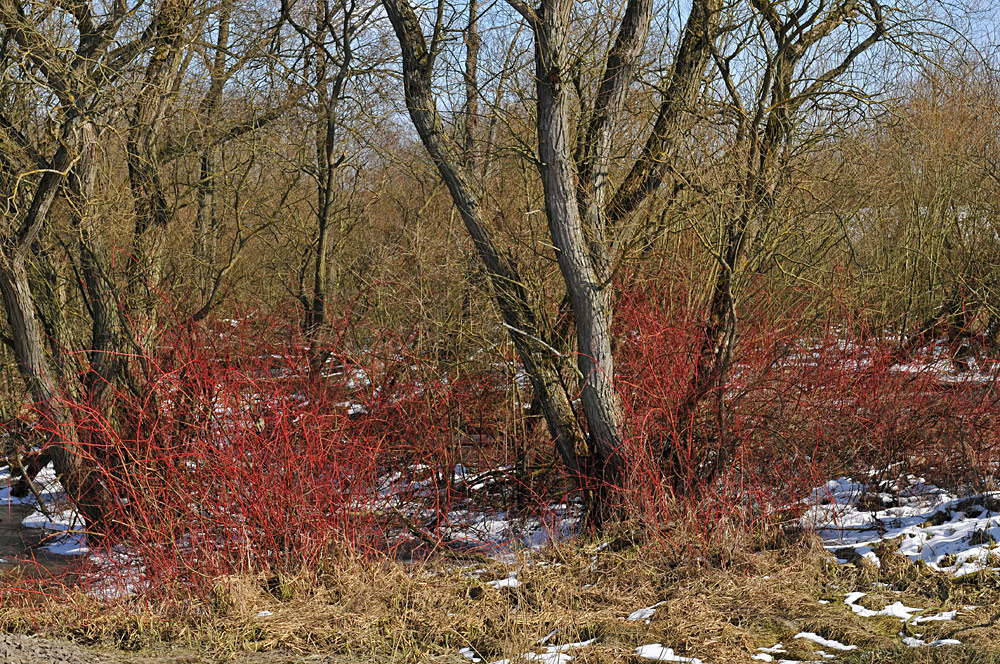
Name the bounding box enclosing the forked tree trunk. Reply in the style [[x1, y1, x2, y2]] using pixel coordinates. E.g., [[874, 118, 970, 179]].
[[667, 0, 887, 484], [382, 0, 588, 482], [529, 0, 650, 494], [385, 0, 727, 513]]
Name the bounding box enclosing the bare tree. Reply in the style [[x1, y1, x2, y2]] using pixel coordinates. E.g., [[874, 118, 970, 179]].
[[0, 0, 154, 531], [677, 0, 889, 454], [382, 0, 723, 511], [125, 0, 195, 342]]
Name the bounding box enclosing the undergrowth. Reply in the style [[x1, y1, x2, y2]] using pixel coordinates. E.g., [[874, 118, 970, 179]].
[[1, 284, 999, 662], [2, 532, 1000, 662]]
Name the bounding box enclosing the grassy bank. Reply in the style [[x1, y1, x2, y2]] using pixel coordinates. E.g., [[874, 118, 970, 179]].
[[2, 531, 999, 663]]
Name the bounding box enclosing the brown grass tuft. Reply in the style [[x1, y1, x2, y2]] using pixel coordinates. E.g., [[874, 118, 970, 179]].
[[3, 533, 1000, 662]]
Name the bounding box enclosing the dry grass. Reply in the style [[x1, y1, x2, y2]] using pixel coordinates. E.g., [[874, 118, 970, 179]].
[[2, 532, 1000, 662]]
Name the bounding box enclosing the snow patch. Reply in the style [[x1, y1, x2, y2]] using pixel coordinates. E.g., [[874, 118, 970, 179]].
[[844, 592, 921, 620], [805, 475, 1000, 577], [635, 644, 706, 663], [627, 601, 664, 622], [793, 632, 857, 651], [486, 572, 522, 589]]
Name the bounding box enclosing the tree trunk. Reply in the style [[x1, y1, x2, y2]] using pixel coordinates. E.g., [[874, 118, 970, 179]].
[[193, 0, 232, 292], [69, 124, 123, 406], [462, 0, 481, 163], [382, 0, 587, 480], [532, 0, 626, 492], [126, 0, 193, 341], [0, 254, 110, 534]]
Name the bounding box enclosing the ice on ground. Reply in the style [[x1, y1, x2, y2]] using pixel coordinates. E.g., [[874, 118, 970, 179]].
[[627, 601, 665, 622], [635, 644, 706, 663], [757, 643, 786, 654], [793, 633, 857, 651], [752, 655, 773, 662], [2, 462, 90, 555]]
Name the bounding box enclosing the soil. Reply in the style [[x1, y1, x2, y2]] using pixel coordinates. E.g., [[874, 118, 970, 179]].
[[0, 633, 360, 664]]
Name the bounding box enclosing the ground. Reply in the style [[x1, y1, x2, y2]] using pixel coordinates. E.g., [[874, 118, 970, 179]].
[[6, 471, 1000, 663], [4, 535, 1000, 664], [0, 632, 363, 664]]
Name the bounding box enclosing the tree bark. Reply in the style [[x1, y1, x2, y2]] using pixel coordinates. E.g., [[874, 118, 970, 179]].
[[607, 0, 721, 225], [462, 0, 481, 164], [126, 0, 193, 340], [193, 0, 233, 291], [0, 255, 108, 532], [382, 0, 587, 479], [530, 0, 626, 490], [0, 119, 111, 534], [70, 123, 123, 407]]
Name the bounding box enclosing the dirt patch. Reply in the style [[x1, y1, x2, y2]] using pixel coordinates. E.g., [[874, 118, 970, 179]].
[[0, 632, 362, 663], [0, 632, 121, 664]]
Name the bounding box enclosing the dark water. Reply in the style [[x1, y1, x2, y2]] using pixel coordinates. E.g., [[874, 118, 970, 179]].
[[1, 481, 79, 578]]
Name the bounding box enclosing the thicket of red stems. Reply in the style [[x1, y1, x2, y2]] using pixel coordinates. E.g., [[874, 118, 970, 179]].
[[13, 311, 541, 600], [613, 274, 1000, 535], [7, 275, 1000, 599]]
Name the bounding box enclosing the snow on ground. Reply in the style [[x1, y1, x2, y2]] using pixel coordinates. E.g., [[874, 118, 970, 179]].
[[793, 632, 856, 651], [4, 459, 582, 562], [460, 639, 595, 664], [627, 601, 665, 622], [485, 572, 522, 589], [439, 505, 582, 554], [1, 462, 89, 556], [2, 460, 993, 660], [634, 644, 705, 663], [1, 462, 61, 506], [844, 591, 921, 619], [375, 463, 584, 555], [804, 474, 1000, 576], [901, 635, 961, 647]]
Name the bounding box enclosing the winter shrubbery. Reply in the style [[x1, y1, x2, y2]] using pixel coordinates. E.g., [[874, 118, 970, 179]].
[[4, 280, 998, 600]]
